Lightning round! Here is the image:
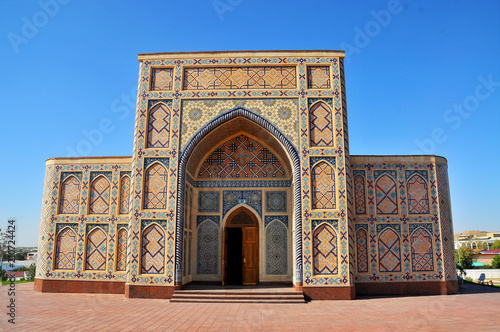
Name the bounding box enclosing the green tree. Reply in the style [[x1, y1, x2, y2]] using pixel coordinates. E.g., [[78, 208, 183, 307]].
[[491, 240, 500, 250], [492, 255, 500, 269], [456, 246, 474, 269]]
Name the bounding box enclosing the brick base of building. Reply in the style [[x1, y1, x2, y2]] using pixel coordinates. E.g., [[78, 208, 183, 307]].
[[34, 278, 125, 294], [355, 280, 458, 296], [302, 285, 356, 300], [125, 284, 175, 299]]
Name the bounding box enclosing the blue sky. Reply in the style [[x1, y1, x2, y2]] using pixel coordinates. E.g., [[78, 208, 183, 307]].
[[1, 0, 499, 246]]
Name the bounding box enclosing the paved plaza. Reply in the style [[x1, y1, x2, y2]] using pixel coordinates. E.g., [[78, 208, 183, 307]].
[[2, 282, 500, 331]]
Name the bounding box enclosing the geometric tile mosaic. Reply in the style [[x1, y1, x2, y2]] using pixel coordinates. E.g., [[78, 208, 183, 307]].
[[410, 226, 434, 272], [265, 218, 288, 275], [143, 163, 168, 210], [180, 99, 299, 151], [375, 173, 398, 214], [192, 179, 292, 188], [222, 190, 262, 217], [144, 157, 169, 169], [353, 172, 366, 214], [265, 191, 287, 213], [197, 217, 219, 275], [311, 161, 335, 209], [228, 211, 257, 226], [378, 227, 401, 273], [308, 66, 331, 89], [313, 224, 338, 275], [198, 191, 219, 212], [119, 175, 131, 215], [147, 103, 171, 148], [141, 224, 165, 274], [116, 227, 128, 272], [183, 66, 296, 90], [150, 68, 173, 91], [356, 227, 368, 273], [54, 227, 77, 270], [309, 101, 334, 147], [85, 228, 107, 271], [59, 175, 80, 214], [196, 215, 220, 228], [60, 171, 82, 181], [311, 219, 338, 231], [88, 176, 110, 214], [89, 171, 112, 182], [407, 173, 430, 214], [198, 135, 286, 179], [437, 163, 457, 280]]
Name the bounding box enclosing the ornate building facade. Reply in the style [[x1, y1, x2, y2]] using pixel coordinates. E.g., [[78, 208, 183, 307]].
[[35, 50, 457, 300]]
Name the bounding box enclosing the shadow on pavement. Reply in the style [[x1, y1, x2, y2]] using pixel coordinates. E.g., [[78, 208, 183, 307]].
[[457, 283, 500, 294]]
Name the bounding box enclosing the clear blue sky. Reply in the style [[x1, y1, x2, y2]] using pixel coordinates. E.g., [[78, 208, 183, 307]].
[[1, 0, 499, 246]]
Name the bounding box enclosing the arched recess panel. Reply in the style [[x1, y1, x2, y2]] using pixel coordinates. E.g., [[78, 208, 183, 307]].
[[54, 227, 77, 270], [89, 176, 111, 214], [116, 228, 128, 272], [378, 228, 401, 272], [119, 175, 131, 215], [265, 219, 288, 275], [85, 228, 107, 271], [410, 227, 434, 272], [309, 101, 334, 147], [141, 224, 165, 274], [147, 103, 171, 148], [198, 135, 286, 178], [196, 219, 219, 275], [407, 174, 430, 214], [59, 176, 80, 214], [354, 174, 366, 214], [313, 224, 338, 275], [143, 163, 168, 209], [312, 162, 335, 209], [376, 174, 398, 214], [356, 228, 368, 273]]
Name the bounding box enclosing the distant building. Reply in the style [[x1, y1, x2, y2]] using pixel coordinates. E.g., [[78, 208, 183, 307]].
[[454, 231, 500, 249], [474, 249, 500, 266]]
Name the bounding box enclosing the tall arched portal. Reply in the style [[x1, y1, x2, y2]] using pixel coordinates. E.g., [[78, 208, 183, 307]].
[[175, 109, 302, 286]]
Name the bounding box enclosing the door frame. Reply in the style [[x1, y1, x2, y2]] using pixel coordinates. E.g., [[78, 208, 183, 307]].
[[222, 206, 260, 286]]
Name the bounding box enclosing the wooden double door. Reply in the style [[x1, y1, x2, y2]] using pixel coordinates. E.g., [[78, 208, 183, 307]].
[[223, 209, 259, 285]]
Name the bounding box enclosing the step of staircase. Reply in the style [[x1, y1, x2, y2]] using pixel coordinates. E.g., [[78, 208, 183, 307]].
[[170, 289, 306, 303]]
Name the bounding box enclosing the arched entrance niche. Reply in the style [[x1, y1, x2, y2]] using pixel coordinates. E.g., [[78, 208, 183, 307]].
[[175, 107, 303, 287]]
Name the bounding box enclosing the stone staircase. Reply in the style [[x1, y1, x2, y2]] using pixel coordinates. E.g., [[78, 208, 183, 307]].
[[170, 287, 306, 304]]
